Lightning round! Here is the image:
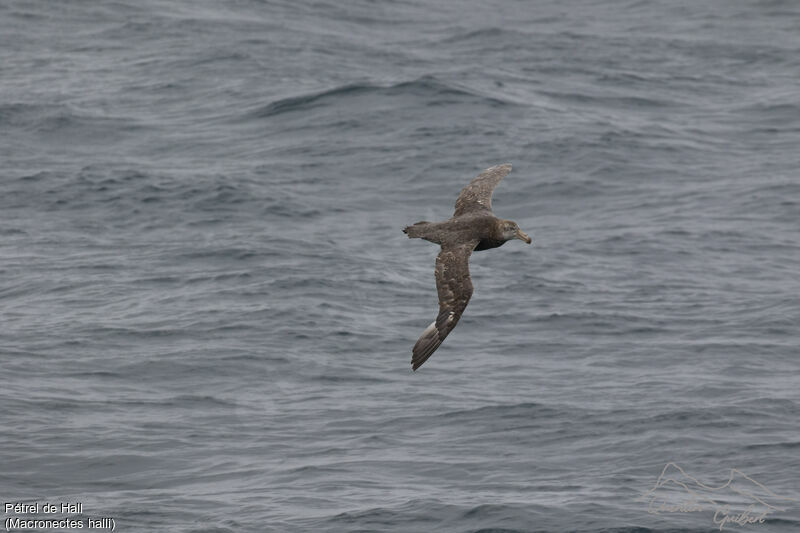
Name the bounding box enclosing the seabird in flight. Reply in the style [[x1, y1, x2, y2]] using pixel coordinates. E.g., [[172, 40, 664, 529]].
[[403, 163, 532, 370]]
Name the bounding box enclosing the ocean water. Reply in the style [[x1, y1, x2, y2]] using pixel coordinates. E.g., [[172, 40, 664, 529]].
[[2, 0, 799, 531]]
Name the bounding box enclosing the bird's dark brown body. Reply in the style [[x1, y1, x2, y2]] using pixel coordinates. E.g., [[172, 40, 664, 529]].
[[404, 213, 510, 251], [402, 164, 532, 371]]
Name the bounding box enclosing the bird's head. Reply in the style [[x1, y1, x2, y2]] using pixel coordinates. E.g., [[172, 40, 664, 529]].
[[500, 220, 532, 244]]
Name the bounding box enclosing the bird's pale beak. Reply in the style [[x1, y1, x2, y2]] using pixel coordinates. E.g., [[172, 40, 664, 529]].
[[515, 229, 532, 244]]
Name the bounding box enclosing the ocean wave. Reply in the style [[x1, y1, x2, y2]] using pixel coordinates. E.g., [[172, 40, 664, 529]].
[[247, 76, 515, 120], [536, 89, 681, 110], [3, 166, 265, 218], [0, 102, 144, 140], [436, 402, 566, 422]]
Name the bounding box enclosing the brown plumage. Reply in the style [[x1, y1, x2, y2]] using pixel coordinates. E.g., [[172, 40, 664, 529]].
[[403, 164, 532, 370]]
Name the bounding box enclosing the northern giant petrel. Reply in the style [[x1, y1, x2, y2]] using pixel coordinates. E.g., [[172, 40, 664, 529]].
[[403, 164, 532, 370]]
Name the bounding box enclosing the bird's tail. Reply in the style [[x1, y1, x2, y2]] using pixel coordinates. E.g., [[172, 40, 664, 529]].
[[403, 221, 440, 242]]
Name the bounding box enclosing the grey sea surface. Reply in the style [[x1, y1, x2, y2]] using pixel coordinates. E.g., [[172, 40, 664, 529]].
[[2, 1, 799, 531]]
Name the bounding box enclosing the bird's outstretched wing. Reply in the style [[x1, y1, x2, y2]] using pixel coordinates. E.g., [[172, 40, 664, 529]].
[[412, 240, 479, 370], [453, 163, 512, 217]]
